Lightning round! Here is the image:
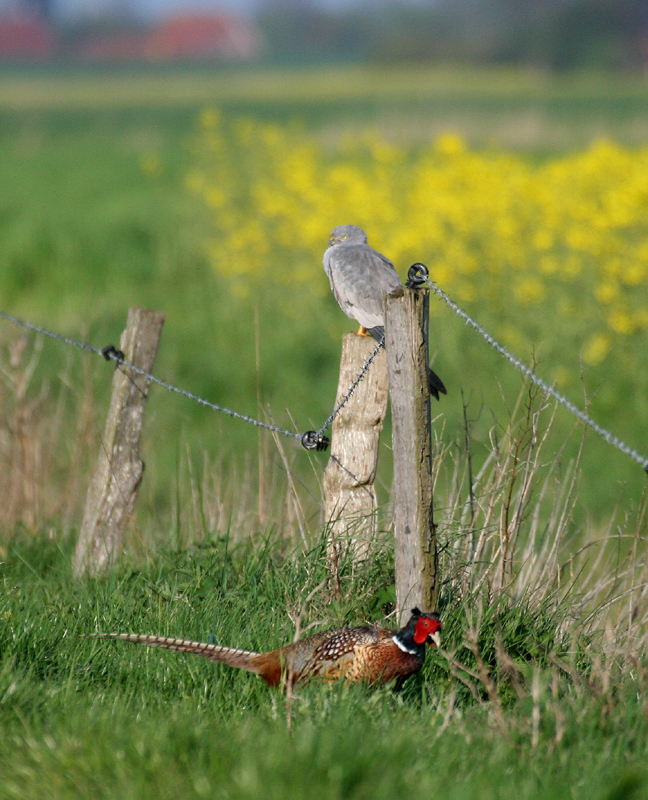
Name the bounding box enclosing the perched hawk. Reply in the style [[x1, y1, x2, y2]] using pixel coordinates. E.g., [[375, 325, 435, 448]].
[[324, 224, 446, 400]]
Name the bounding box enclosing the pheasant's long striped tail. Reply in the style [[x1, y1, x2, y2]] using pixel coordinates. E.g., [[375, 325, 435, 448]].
[[93, 633, 262, 675]]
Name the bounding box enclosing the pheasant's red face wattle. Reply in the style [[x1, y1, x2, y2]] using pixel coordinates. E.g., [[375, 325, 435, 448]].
[[413, 615, 442, 646]]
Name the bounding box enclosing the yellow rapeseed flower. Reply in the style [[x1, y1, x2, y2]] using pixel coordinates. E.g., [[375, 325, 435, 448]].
[[190, 112, 648, 370], [608, 310, 634, 335], [434, 133, 467, 158], [583, 333, 611, 365]]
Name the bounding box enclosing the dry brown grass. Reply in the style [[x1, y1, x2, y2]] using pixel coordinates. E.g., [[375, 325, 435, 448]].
[[1, 327, 646, 663], [0, 331, 101, 537], [433, 381, 648, 659]]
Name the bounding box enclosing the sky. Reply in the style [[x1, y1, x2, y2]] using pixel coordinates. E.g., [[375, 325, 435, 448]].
[[61, 0, 257, 21], [4, 0, 379, 22]]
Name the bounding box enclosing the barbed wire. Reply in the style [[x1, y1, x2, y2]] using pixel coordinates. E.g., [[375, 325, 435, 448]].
[[0, 309, 304, 441], [0, 309, 379, 456], [405, 264, 648, 473], [315, 336, 384, 438], [5, 264, 646, 477], [0, 310, 105, 358]]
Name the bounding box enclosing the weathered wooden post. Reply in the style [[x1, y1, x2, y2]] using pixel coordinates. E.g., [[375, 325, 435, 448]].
[[384, 287, 437, 624], [322, 333, 388, 561], [73, 306, 165, 578]]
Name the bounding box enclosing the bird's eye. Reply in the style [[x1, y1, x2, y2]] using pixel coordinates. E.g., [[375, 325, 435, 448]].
[[341, 235, 347, 239]]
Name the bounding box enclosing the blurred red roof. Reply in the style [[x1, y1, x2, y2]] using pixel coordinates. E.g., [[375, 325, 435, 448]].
[[145, 14, 259, 61], [0, 15, 56, 59], [77, 13, 261, 63], [0, 11, 260, 63]]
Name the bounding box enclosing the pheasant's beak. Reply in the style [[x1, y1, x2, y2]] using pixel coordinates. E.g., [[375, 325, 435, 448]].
[[430, 630, 441, 648]]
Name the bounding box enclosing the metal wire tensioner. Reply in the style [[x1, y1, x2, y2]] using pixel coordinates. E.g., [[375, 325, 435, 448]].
[[314, 334, 385, 441], [0, 310, 383, 454], [0, 309, 306, 443], [406, 264, 648, 473]]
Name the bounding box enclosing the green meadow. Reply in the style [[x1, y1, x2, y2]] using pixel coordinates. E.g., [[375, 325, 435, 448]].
[[1, 535, 648, 800], [1, 65, 648, 798]]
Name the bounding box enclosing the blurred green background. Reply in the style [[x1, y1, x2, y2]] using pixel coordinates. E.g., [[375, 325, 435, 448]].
[[1, 7, 648, 796], [1, 65, 648, 535]]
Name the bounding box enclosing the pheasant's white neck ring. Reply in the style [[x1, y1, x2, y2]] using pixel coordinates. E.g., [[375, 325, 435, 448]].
[[392, 635, 417, 656]]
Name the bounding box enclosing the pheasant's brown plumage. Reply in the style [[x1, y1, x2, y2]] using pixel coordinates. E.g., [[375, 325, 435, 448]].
[[96, 609, 441, 688]]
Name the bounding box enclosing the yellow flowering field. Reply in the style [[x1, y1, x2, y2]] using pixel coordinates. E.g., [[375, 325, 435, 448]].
[[187, 110, 648, 392]]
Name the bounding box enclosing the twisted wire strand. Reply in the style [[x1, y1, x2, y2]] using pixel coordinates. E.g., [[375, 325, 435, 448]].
[[0, 309, 379, 453], [0, 310, 301, 441], [316, 336, 384, 437], [425, 282, 648, 472]]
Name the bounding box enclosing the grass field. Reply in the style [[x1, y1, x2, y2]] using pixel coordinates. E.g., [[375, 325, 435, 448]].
[[1, 531, 648, 800], [1, 64, 648, 798], [1, 64, 647, 522]]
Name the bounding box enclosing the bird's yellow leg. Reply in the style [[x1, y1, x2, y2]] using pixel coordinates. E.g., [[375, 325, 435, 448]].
[[356, 325, 371, 337]]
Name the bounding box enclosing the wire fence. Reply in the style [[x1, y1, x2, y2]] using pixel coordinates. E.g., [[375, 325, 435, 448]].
[[2, 265, 648, 475], [0, 310, 305, 441], [315, 336, 384, 440], [0, 308, 381, 482], [429, 280, 648, 471]]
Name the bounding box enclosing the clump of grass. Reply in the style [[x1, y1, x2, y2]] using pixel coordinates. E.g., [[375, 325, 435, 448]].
[[0, 331, 102, 539], [1, 522, 648, 800], [1, 326, 648, 799]]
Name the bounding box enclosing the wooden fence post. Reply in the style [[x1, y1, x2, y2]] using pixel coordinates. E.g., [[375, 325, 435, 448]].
[[384, 287, 437, 624], [322, 333, 388, 561], [73, 306, 165, 578]]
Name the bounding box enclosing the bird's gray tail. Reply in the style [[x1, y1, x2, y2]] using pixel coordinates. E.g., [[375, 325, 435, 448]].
[[369, 326, 447, 401], [428, 368, 447, 401], [92, 632, 263, 675]]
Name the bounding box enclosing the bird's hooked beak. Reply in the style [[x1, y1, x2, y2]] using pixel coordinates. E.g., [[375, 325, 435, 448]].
[[329, 235, 335, 246], [430, 630, 441, 647]]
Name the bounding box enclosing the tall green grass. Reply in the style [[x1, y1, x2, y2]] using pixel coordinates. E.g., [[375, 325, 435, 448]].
[[1, 526, 648, 800], [1, 68, 648, 526], [1, 67, 647, 797], [2, 372, 647, 798]]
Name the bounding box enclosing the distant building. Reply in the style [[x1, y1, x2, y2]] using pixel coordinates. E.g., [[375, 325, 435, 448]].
[[77, 13, 261, 63], [77, 29, 146, 61], [0, 13, 56, 60], [145, 14, 260, 61]]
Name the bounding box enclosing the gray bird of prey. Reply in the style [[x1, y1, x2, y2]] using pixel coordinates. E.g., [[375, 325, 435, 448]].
[[323, 224, 446, 400]]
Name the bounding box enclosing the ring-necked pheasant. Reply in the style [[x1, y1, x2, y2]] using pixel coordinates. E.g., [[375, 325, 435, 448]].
[[95, 608, 441, 688]]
